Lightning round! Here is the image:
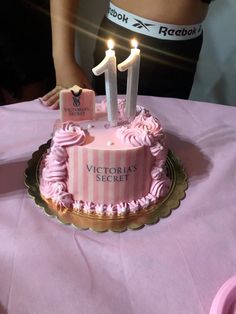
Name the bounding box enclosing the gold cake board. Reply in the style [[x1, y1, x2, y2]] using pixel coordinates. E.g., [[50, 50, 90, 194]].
[[25, 140, 188, 232]]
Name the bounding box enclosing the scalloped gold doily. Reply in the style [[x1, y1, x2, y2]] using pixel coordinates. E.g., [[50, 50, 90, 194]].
[[25, 140, 188, 232]]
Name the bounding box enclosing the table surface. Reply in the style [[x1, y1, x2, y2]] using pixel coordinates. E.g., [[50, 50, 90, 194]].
[[0, 96, 236, 314]]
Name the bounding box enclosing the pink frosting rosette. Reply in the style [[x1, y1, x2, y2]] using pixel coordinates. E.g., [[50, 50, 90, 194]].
[[40, 181, 67, 199], [116, 203, 128, 215], [50, 145, 68, 163], [117, 109, 165, 148], [128, 200, 140, 213], [151, 167, 165, 180], [41, 180, 73, 208], [117, 126, 154, 147], [95, 204, 106, 215], [150, 142, 167, 158], [81, 201, 95, 214], [130, 111, 162, 137], [146, 193, 157, 204], [106, 204, 117, 216], [53, 122, 86, 147], [150, 177, 171, 199], [42, 163, 67, 182], [43, 146, 68, 182], [83, 202, 91, 214], [96, 98, 126, 122], [138, 197, 151, 208], [39, 179, 74, 209], [52, 190, 74, 208]]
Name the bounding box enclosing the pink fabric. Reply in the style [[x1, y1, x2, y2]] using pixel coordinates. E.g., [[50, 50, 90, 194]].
[[0, 97, 236, 314]]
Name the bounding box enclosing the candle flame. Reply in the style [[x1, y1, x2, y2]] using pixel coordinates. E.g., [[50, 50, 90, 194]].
[[107, 39, 114, 50], [131, 39, 138, 49]]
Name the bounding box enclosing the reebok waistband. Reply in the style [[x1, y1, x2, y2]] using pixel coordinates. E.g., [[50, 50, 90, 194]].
[[107, 2, 203, 41]]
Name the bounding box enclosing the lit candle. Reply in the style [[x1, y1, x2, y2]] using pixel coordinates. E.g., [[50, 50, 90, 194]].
[[117, 39, 140, 121], [92, 39, 118, 126]]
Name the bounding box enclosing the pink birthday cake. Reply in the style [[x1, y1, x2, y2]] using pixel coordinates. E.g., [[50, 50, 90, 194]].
[[39, 88, 171, 217]]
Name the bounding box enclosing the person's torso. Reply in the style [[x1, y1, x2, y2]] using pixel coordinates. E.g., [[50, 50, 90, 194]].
[[111, 0, 210, 24]]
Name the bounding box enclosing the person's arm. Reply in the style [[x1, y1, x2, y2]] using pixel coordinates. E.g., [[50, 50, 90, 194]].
[[42, 0, 91, 109]]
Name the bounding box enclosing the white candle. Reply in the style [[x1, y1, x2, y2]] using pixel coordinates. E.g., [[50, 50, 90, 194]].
[[117, 39, 140, 121], [92, 39, 118, 126]]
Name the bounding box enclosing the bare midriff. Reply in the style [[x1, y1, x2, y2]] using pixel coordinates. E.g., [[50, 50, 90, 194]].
[[111, 0, 209, 25]]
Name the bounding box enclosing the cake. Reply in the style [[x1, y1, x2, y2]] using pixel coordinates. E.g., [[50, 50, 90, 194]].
[[39, 88, 171, 218]]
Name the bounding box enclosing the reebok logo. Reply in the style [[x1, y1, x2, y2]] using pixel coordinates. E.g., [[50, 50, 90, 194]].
[[159, 25, 202, 37], [108, 7, 128, 23], [132, 19, 155, 31]]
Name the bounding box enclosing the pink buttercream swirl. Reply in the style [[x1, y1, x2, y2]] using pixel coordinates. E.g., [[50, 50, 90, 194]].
[[42, 144, 68, 182], [150, 142, 167, 158], [50, 145, 68, 163], [95, 204, 106, 215], [129, 200, 140, 213], [40, 148, 74, 208], [116, 203, 128, 215], [42, 164, 67, 182], [40, 181, 67, 199], [40, 122, 89, 209], [53, 122, 86, 147], [150, 176, 171, 199], [106, 204, 117, 216], [117, 126, 154, 147], [95, 98, 126, 122], [117, 109, 164, 147], [52, 190, 74, 209], [130, 110, 162, 136]]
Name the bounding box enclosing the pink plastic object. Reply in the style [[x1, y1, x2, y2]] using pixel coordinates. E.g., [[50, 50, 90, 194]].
[[210, 276, 236, 314]]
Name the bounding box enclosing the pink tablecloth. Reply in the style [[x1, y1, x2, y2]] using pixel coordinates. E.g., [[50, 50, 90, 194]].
[[0, 96, 236, 314]]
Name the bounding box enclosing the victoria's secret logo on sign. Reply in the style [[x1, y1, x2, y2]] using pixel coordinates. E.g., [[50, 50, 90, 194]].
[[60, 86, 95, 121], [71, 89, 82, 107]]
